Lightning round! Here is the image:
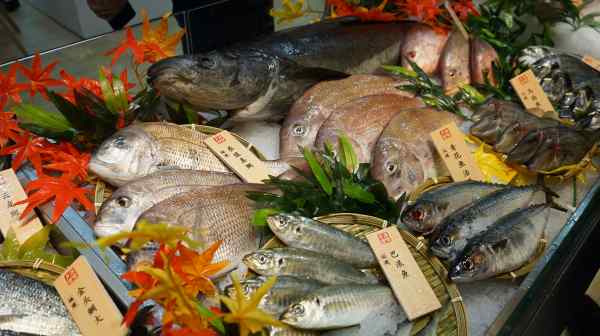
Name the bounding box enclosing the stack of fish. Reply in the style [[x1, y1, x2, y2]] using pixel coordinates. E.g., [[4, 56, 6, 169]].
[[470, 99, 595, 172], [519, 46, 600, 128], [237, 214, 413, 335], [400, 181, 552, 282]]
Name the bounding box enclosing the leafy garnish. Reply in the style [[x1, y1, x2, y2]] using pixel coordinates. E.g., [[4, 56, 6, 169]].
[[18, 52, 64, 99], [220, 274, 284, 336], [0, 227, 75, 267], [0, 63, 27, 106], [171, 241, 229, 296], [248, 135, 399, 225], [0, 132, 48, 174]]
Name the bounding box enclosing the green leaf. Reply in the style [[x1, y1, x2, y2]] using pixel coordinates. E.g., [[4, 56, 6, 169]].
[[13, 104, 73, 134], [342, 180, 376, 204], [98, 70, 119, 114], [381, 65, 416, 78], [0, 229, 20, 260], [303, 147, 332, 195], [19, 123, 75, 140], [111, 76, 129, 113], [47, 91, 96, 133], [196, 303, 225, 334], [17, 225, 51, 257], [252, 208, 280, 227], [183, 104, 199, 124], [338, 132, 358, 174], [74, 88, 116, 124]]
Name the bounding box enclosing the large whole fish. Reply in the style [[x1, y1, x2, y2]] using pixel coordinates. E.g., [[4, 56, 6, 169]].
[[315, 94, 424, 163], [243, 248, 378, 285], [439, 31, 471, 93], [449, 204, 550, 282], [225, 276, 323, 316], [149, 20, 497, 122], [94, 169, 240, 238], [267, 214, 377, 268], [281, 285, 403, 330], [89, 122, 290, 186], [127, 184, 273, 274], [430, 185, 546, 261], [371, 108, 463, 199], [280, 75, 411, 159], [0, 270, 80, 336], [400, 181, 506, 234]]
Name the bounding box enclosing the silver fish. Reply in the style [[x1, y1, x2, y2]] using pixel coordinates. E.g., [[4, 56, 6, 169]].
[[0, 270, 80, 336], [400, 181, 506, 234], [281, 285, 403, 330], [430, 185, 545, 261], [267, 214, 377, 268], [225, 276, 323, 316], [269, 326, 320, 336], [243, 248, 379, 285], [89, 122, 290, 186], [449, 204, 550, 282], [128, 184, 274, 274], [94, 169, 240, 238]]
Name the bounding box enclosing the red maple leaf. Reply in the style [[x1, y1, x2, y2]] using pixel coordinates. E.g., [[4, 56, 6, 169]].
[[163, 327, 217, 336], [59, 70, 102, 103], [0, 63, 27, 106], [353, 0, 398, 22], [42, 142, 91, 180], [0, 111, 23, 147], [0, 132, 48, 174], [19, 52, 64, 99], [15, 174, 94, 223], [451, 0, 479, 21], [105, 27, 145, 65]]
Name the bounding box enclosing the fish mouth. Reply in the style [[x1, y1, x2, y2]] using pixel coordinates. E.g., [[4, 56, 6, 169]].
[[147, 56, 195, 85]]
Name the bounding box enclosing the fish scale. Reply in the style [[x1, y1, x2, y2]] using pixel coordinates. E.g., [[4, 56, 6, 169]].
[[129, 184, 272, 274], [0, 270, 80, 335]]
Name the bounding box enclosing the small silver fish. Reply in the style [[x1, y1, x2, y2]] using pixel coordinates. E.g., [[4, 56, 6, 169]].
[[94, 169, 239, 238], [225, 276, 323, 316], [449, 204, 550, 282], [400, 181, 506, 234], [281, 285, 403, 330], [430, 185, 546, 261], [267, 214, 377, 268], [0, 270, 80, 335], [243, 248, 379, 285]]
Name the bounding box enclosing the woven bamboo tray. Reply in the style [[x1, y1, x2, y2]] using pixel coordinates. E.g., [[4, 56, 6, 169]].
[[93, 124, 267, 208], [263, 213, 468, 336], [0, 260, 65, 286], [408, 178, 547, 280]]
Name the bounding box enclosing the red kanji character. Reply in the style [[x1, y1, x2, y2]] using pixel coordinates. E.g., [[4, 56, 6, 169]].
[[64, 268, 79, 285], [377, 232, 392, 244], [213, 134, 226, 144], [439, 128, 451, 140]]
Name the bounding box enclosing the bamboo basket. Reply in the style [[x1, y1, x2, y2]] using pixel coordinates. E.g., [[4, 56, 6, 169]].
[[408, 178, 547, 280], [93, 124, 267, 209], [263, 213, 468, 336], [0, 259, 65, 286]]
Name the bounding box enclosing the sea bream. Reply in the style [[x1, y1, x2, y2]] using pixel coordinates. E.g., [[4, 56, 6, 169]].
[[93, 169, 240, 238], [450, 204, 550, 282], [88, 122, 291, 186], [127, 184, 275, 274], [149, 19, 499, 122], [280, 75, 412, 159], [371, 108, 464, 199], [430, 185, 547, 261], [314, 94, 425, 163]]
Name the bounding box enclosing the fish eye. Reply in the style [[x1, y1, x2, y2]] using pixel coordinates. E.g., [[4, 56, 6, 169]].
[[116, 196, 131, 208], [113, 136, 126, 148], [386, 163, 397, 174], [294, 226, 301, 234], [440, 236, 452, 247], [314, 298, 321, 306], [258, 255, 268, 264], [292, 124, 306, 136], [462, 259, 474, 271], [199, 57, 216, 69], [291, 304, 305, 315], [277, 257, 284, 267]]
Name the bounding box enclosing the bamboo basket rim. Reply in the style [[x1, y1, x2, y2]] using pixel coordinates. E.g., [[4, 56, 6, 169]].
[[263, 212, 468, 336], [407, 177, 548, 280], [0, 259, 65, 285]]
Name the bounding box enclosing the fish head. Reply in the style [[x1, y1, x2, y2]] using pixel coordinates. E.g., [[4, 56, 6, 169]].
[[243, 250, 279, 274], [507, 128, 546, 164], [449, 247, 490, 282], [225, 280, 262, 298], [400, 200, 448, 234], [93, 190, 146, 238], [266, 213, 303, 238], [89, 126, 160, 186], [372, 139, 425, 199], [147, 51, 273, 111], [280, 114, 319, 160], [430, 230, 460, 260], [281, 297, 322, 329]]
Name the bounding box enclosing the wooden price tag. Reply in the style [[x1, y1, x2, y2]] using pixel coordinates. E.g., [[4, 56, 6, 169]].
[[430, 122, 484, 182], [367, 227, 441, 320], [510, 69, 557, 118], [54, 256, 127, 336], [0, 169, 43, 243], [205, 131, 270, 183], [583, 55, 600, 72]]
